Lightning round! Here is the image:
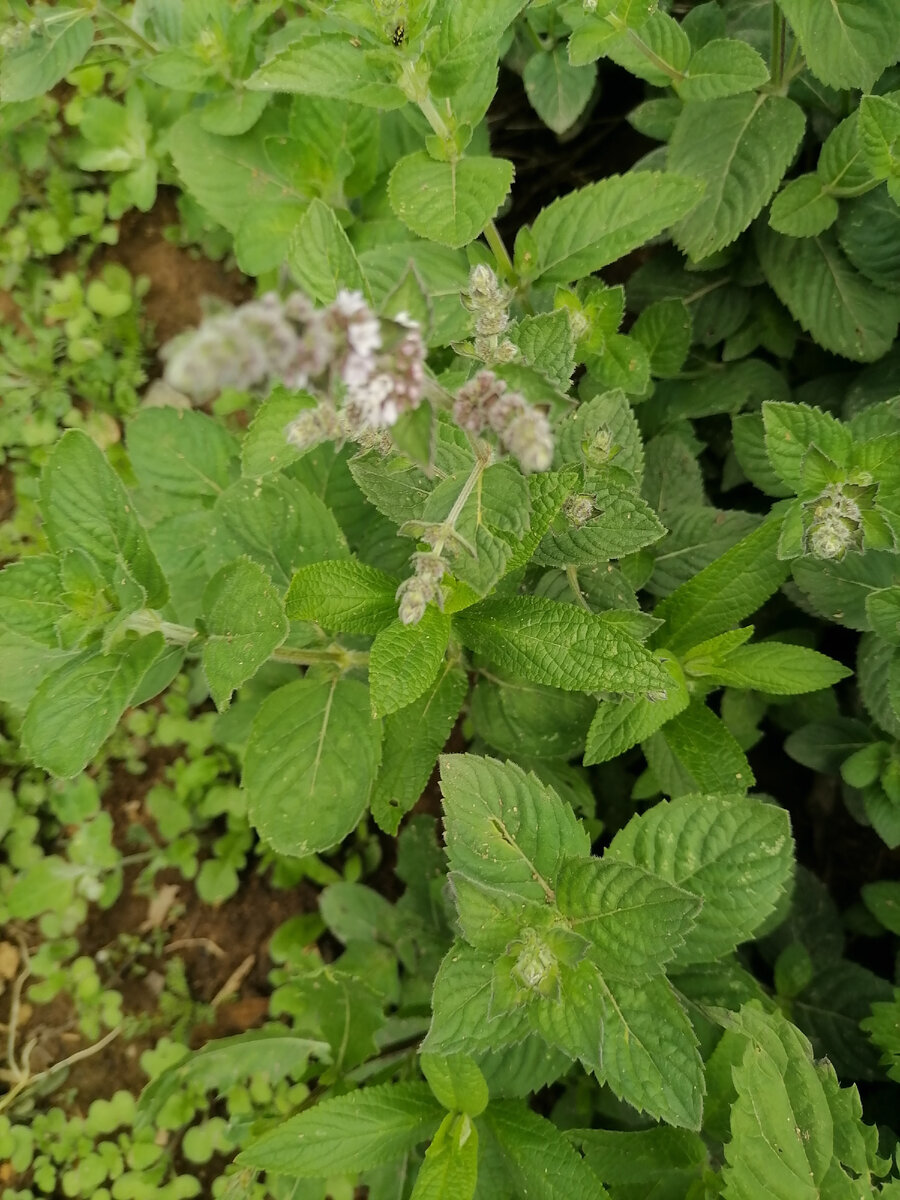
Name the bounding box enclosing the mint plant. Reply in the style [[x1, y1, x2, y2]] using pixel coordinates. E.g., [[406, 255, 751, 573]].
[[2, 0, 900, 1195]]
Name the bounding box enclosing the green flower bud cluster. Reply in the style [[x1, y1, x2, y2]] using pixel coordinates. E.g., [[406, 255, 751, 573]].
[[803, 483, 867, 560], [462, 264, 518, 364]]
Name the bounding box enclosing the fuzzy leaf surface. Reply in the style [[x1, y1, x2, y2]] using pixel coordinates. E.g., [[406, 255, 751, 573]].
[[440, 754, 590, 903], [369, 609, 451, 718], [286, 560, 398, 635], [608, 794, 794, 966], [455, 596, 670, 694]]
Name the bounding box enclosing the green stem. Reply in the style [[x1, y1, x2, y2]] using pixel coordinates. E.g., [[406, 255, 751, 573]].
[[606, 15, 684, 83], [431, 454, 489, 560], [96, 3, 158, 55], [123, 612, 368, 670], [770, 4, 786, 88], [484, 220, 516, 285]]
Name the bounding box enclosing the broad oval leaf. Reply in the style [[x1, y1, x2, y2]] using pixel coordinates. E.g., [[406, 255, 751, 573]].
[[389, 153, 514, 249], [244, 677, 382, 856], [669, 94, 805, 261]]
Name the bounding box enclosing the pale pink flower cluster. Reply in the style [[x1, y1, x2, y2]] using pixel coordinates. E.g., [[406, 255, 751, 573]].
[[452, 369, 554, 473], [161, 289, 426, 447]]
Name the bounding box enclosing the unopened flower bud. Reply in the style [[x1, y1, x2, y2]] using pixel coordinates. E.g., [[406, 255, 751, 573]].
[[511, 929, 558, 997], [503, 409, 554, 473], [584, 426, 614, 466], [396, 576, 434, 625], [804, 483, 866, 560], [564, 493, 595, 527], [412, 552, 446, 586]]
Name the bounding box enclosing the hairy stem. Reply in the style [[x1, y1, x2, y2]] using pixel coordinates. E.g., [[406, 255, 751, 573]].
[[484, 220, 516, 285], [123, 611, 369, 670]]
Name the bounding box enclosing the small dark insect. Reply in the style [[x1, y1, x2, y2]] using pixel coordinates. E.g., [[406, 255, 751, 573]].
[[391, 22, 405, 46]]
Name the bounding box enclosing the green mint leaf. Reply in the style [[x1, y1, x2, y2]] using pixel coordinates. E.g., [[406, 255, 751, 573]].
[[286, 559, 398, 635], [504, 470, 578, 574], [242, 390, 318, 480], [201, 558, 289, 711], [676, 38, 769, 102], [762, 400, 852, 490], [523, 46, 596, 136], [470, 668, 595, 762], [652, 516, 789, 655], [127, 408, 240, 499], [238, 1082, 442, 1176], [557, 389, 644, 488], [597, 13, 685, 88], [371, 663, 467, 835], [530, 172, 703, 284], [0, 556, 66, 648], [536, 482, 666, 566], [41, 430, 168, 610], [349, 450, 434, 525], [608, 793, 794, 966], [455, 595, 670, 694], [428, 0, 530, 96], [756, 226, 900, 363], [388, 153, 515, 250], [369, 609, 451, 718], [775, 0, 900, 91], [411, 1112, 478, 1200], [583, 657, 689, 765], [0, 12, 93, 102], [668, 95, 805, 261], [719, 1004, 834, 1199], [508, 310, 576, 390], [695, 642, 851, 695], [422, 461, 531, 595], [22, 634, 165, 778], [208, 476, 348, 591], [244, 677, 382, 856], [731, 414, 795, 499], [792, 550, 897, 630], [630, 298, 692, 378], [440, 754, 590, 903], [818, 111, 876, 193], [424, 942, 529, 1056], [838, 189, 900, 295], [199, 90, 270, 137], [247, 37, 406, 108], [643, 700, 755, 797], [167, 110, 305, 240], [450, 873, 548, 954], [867, 586, 900, 645], [287, 198, 371, 305], [485, 1102, 610, 1200], [557, 858, 700, 980], [858, 95, 900, 181], [420, 1055, 489, 1117], [653, 516, 762, 603], [595, 974, 704, 1129], [769, 175, 838, 238], [577, 1126, 707, 1190]]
